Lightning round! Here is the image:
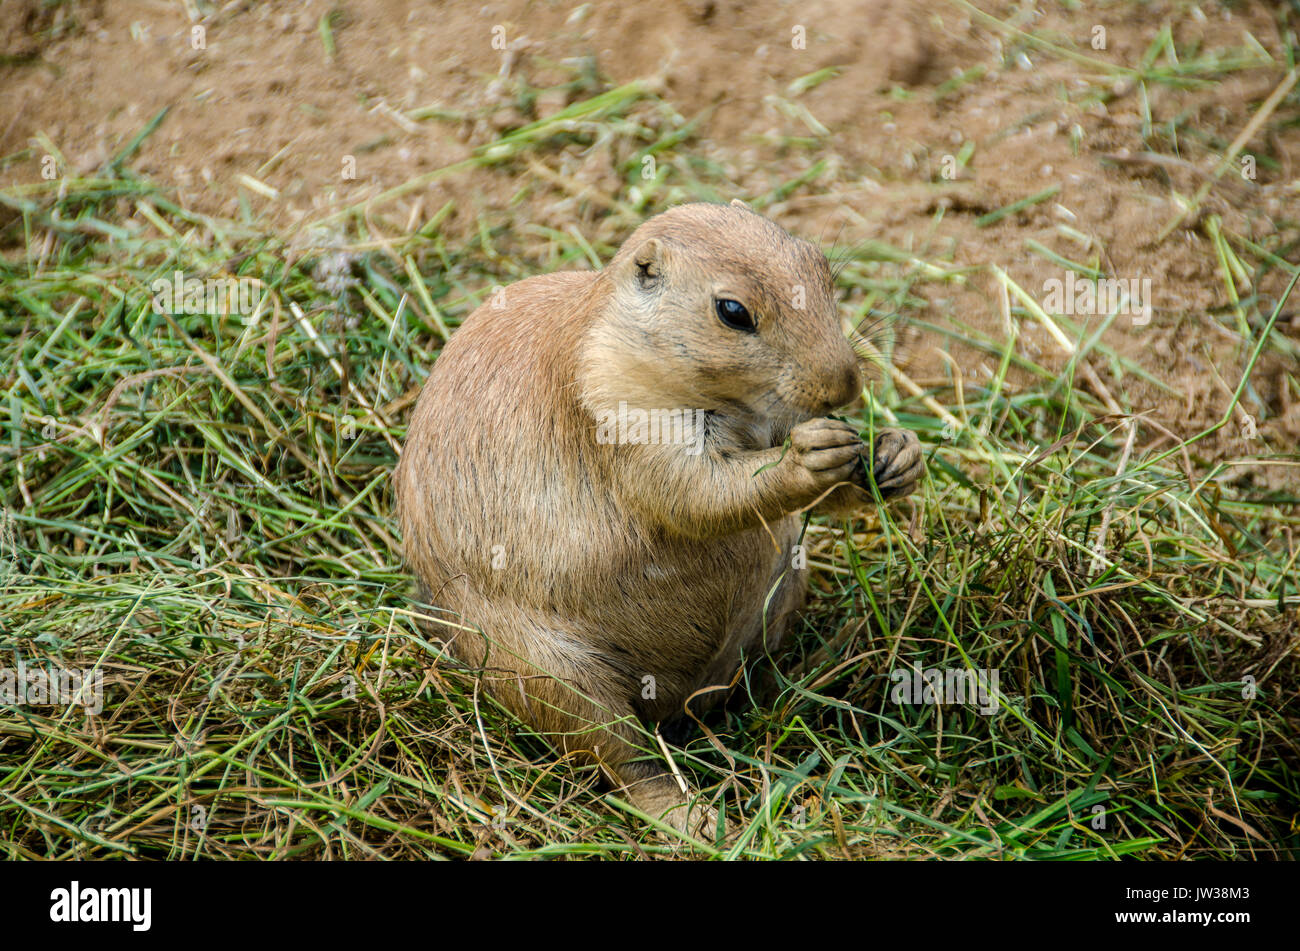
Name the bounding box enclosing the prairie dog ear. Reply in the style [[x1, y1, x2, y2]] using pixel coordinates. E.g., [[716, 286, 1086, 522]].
[[631, 237, 664, 289], [730, 198, 748, 210]]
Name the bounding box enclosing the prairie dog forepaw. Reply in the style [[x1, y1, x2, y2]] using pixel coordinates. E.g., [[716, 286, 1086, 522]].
[[866, 427, 924, 499], [787, 418, 862, 492]]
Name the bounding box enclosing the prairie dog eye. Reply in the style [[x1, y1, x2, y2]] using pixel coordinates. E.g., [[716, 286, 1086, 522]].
[[715, 298, 755, 332]]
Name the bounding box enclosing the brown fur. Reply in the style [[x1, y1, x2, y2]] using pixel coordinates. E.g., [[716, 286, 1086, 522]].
[[394, 202, 922, 834]]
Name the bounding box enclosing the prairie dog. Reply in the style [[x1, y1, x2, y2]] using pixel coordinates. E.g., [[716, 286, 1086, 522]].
[[394, 201, 923, 835]]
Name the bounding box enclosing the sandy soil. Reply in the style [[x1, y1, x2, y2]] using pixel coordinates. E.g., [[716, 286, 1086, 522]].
[[2, 0, 1298, 483]]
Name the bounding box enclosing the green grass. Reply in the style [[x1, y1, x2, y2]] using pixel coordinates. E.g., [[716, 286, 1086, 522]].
[[1, 7, 1298, 859]]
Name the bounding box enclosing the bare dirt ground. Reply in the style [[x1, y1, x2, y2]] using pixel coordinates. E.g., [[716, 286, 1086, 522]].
[[2, 0, 1298, 479]]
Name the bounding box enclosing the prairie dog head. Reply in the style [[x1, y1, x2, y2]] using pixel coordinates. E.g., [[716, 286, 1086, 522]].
[[581, 201, 862, 448]]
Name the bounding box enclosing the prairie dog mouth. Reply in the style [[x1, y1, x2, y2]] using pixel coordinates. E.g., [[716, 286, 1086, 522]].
[[704, 385, 830, 452]]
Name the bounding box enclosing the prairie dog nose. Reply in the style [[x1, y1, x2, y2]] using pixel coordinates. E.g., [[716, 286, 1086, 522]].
[[824, 361, 862, 410]]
